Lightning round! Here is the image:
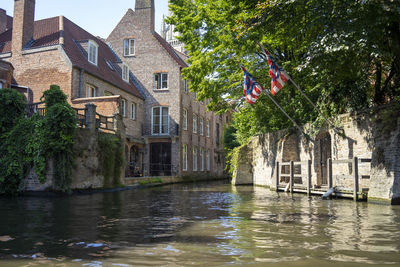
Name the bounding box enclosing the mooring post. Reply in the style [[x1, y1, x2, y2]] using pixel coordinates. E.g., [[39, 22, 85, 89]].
[[275, 161, 279, 192], [307, 160, 312, 196], [327, 158, 333, 189], [353, 157, 359, 201], [290, 160, 294, 193]]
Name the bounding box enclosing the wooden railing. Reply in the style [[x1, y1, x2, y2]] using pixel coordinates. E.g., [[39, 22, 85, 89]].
[[96, 112, 115, 133], [73, 108, 86, 128], [26, 102, 46, 118]]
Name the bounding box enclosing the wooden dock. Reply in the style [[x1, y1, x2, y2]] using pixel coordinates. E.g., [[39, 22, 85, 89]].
[[275, 157, 371, 201]]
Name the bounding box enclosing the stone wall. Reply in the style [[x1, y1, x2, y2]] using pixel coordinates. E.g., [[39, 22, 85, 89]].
[[21, 128, 127, 192], [233, 105, 400, 204]]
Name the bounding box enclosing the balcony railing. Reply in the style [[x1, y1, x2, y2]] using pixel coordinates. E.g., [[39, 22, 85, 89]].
[[142, 123, 179, 137]]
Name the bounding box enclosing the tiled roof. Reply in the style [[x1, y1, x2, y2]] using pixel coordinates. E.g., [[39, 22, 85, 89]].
[[0, 16, 144, 100], [152, 32, 188, 68]]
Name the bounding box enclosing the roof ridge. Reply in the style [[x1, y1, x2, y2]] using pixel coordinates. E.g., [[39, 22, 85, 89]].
[[152, 31, 188, 68]]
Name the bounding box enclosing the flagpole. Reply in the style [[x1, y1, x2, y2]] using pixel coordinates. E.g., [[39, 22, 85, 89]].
[[288, 78, 337, 130], [257, 42, 337, 130], [263, 91, 314, 143]]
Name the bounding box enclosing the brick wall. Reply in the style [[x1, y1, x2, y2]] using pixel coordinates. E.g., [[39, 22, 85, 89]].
[[3, 47, 72, 102], [0, 59, 13, 88], [107, 6, 227, 177], [71, 70, 144, 139]]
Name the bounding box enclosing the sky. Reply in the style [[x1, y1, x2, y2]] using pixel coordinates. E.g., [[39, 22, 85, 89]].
[[1, 0, 169, 38]]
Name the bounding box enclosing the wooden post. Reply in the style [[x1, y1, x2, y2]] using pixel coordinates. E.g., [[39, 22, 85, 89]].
[[307, 160, 312, 196], [327, 158, 333, 189], [290, 161, 294, 193], [353, 157, 359, 201], [275, 161, 279, 192]]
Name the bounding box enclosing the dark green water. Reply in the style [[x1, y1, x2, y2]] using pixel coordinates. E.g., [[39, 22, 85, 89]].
[[0, 182, 400, 266]]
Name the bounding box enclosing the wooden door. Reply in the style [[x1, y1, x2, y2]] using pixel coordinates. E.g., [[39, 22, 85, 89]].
[[318, 133, 331, 186]]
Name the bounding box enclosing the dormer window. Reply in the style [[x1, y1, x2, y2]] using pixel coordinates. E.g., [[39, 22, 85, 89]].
[[88, 40, 98, 66], [122, 63, 129, 82], [123, 39, 135, 56]]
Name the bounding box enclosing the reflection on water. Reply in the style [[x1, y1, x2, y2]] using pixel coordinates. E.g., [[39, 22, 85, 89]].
[[0, 182, 400, 266]]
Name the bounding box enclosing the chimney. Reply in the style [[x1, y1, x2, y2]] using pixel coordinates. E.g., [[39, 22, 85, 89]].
[[135, 0, 155, 32], [0, 9, 7, 34], [12, 0, 35, 55]]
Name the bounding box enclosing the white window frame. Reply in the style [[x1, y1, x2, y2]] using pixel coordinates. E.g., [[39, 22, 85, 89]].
[[152, 106, 169, 135], [123, 39, 135, 56], [88, 40, 98, 66], [131, 102, 136, 120], [86, 84, 98, 98], [206, 149, 210, 171], [183, 108, 188, 130], [121, 99, 127, 117], [200, 148, 204, 171], [200, 117, 204, 136], [122, 63, 129, 82], [154, 72, 169, 90], [193, 114, 198, 134], [182, 144, 187, 171], [193, 146, 198, 171], [206, 120, 210, 137]]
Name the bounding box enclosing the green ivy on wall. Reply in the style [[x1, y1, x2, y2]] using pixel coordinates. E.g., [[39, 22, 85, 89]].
[[0, 85, 77, 195]]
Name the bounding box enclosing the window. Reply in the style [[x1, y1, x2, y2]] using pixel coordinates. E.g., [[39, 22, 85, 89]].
[[88, 40, 98, 65], [131, 102, 136, 120], [193, 114, 198, 133], [183, 80, 189, 93], [122, 63, 129, 82], [200, 117, 204, 136], [121, 99, 127, 117], [182, 144, 187, 171], [206, 150, 210, 171], [206, 120, 210, 137], [183, 108, 188, 130], [152, 106, 169, 135], [193, 146, 198, 171], [123, 39, 135, 56], [0, 82, 3, 89], [154, 73, 168, 90], [86, 84, 98, 97], [200, 148, 204, 171]]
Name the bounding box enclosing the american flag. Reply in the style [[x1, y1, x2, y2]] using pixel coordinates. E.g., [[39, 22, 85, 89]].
[[260, 45, 290, 95], [240, 65, 264, 104]]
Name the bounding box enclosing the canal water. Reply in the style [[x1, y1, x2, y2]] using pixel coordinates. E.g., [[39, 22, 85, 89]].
[[0, 181, 400, 266]]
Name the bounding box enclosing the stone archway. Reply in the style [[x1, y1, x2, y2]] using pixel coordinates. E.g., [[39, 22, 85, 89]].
[[315, 132, 332, 186]]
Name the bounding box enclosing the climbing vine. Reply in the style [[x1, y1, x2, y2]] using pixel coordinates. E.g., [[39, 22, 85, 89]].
[[0, 85, 77, 195], [98, 133, 124, 188]]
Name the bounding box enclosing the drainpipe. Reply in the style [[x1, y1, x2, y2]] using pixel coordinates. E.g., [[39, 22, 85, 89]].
[[79, 68, 84, 98]]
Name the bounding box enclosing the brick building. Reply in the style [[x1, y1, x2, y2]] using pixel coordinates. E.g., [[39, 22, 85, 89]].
[[0, 0, 146, 175], [107, 0, 227, 177]]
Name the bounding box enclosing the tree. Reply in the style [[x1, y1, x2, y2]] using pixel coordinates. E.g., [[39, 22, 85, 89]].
[[168, 0, 400, 142]]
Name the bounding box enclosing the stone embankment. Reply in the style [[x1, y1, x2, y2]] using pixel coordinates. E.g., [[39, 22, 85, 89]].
[[233, 104, 400, 204]]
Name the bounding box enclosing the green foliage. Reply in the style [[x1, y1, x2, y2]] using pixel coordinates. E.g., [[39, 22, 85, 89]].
[[0, 117, 35, 194], [0, 88, 26, 134], [168, 0, 400, 144], [98, 133, 124, 188], [0, 85, 77, 195], [41, 84, 68, 107], [138, 177, 163, 185]]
